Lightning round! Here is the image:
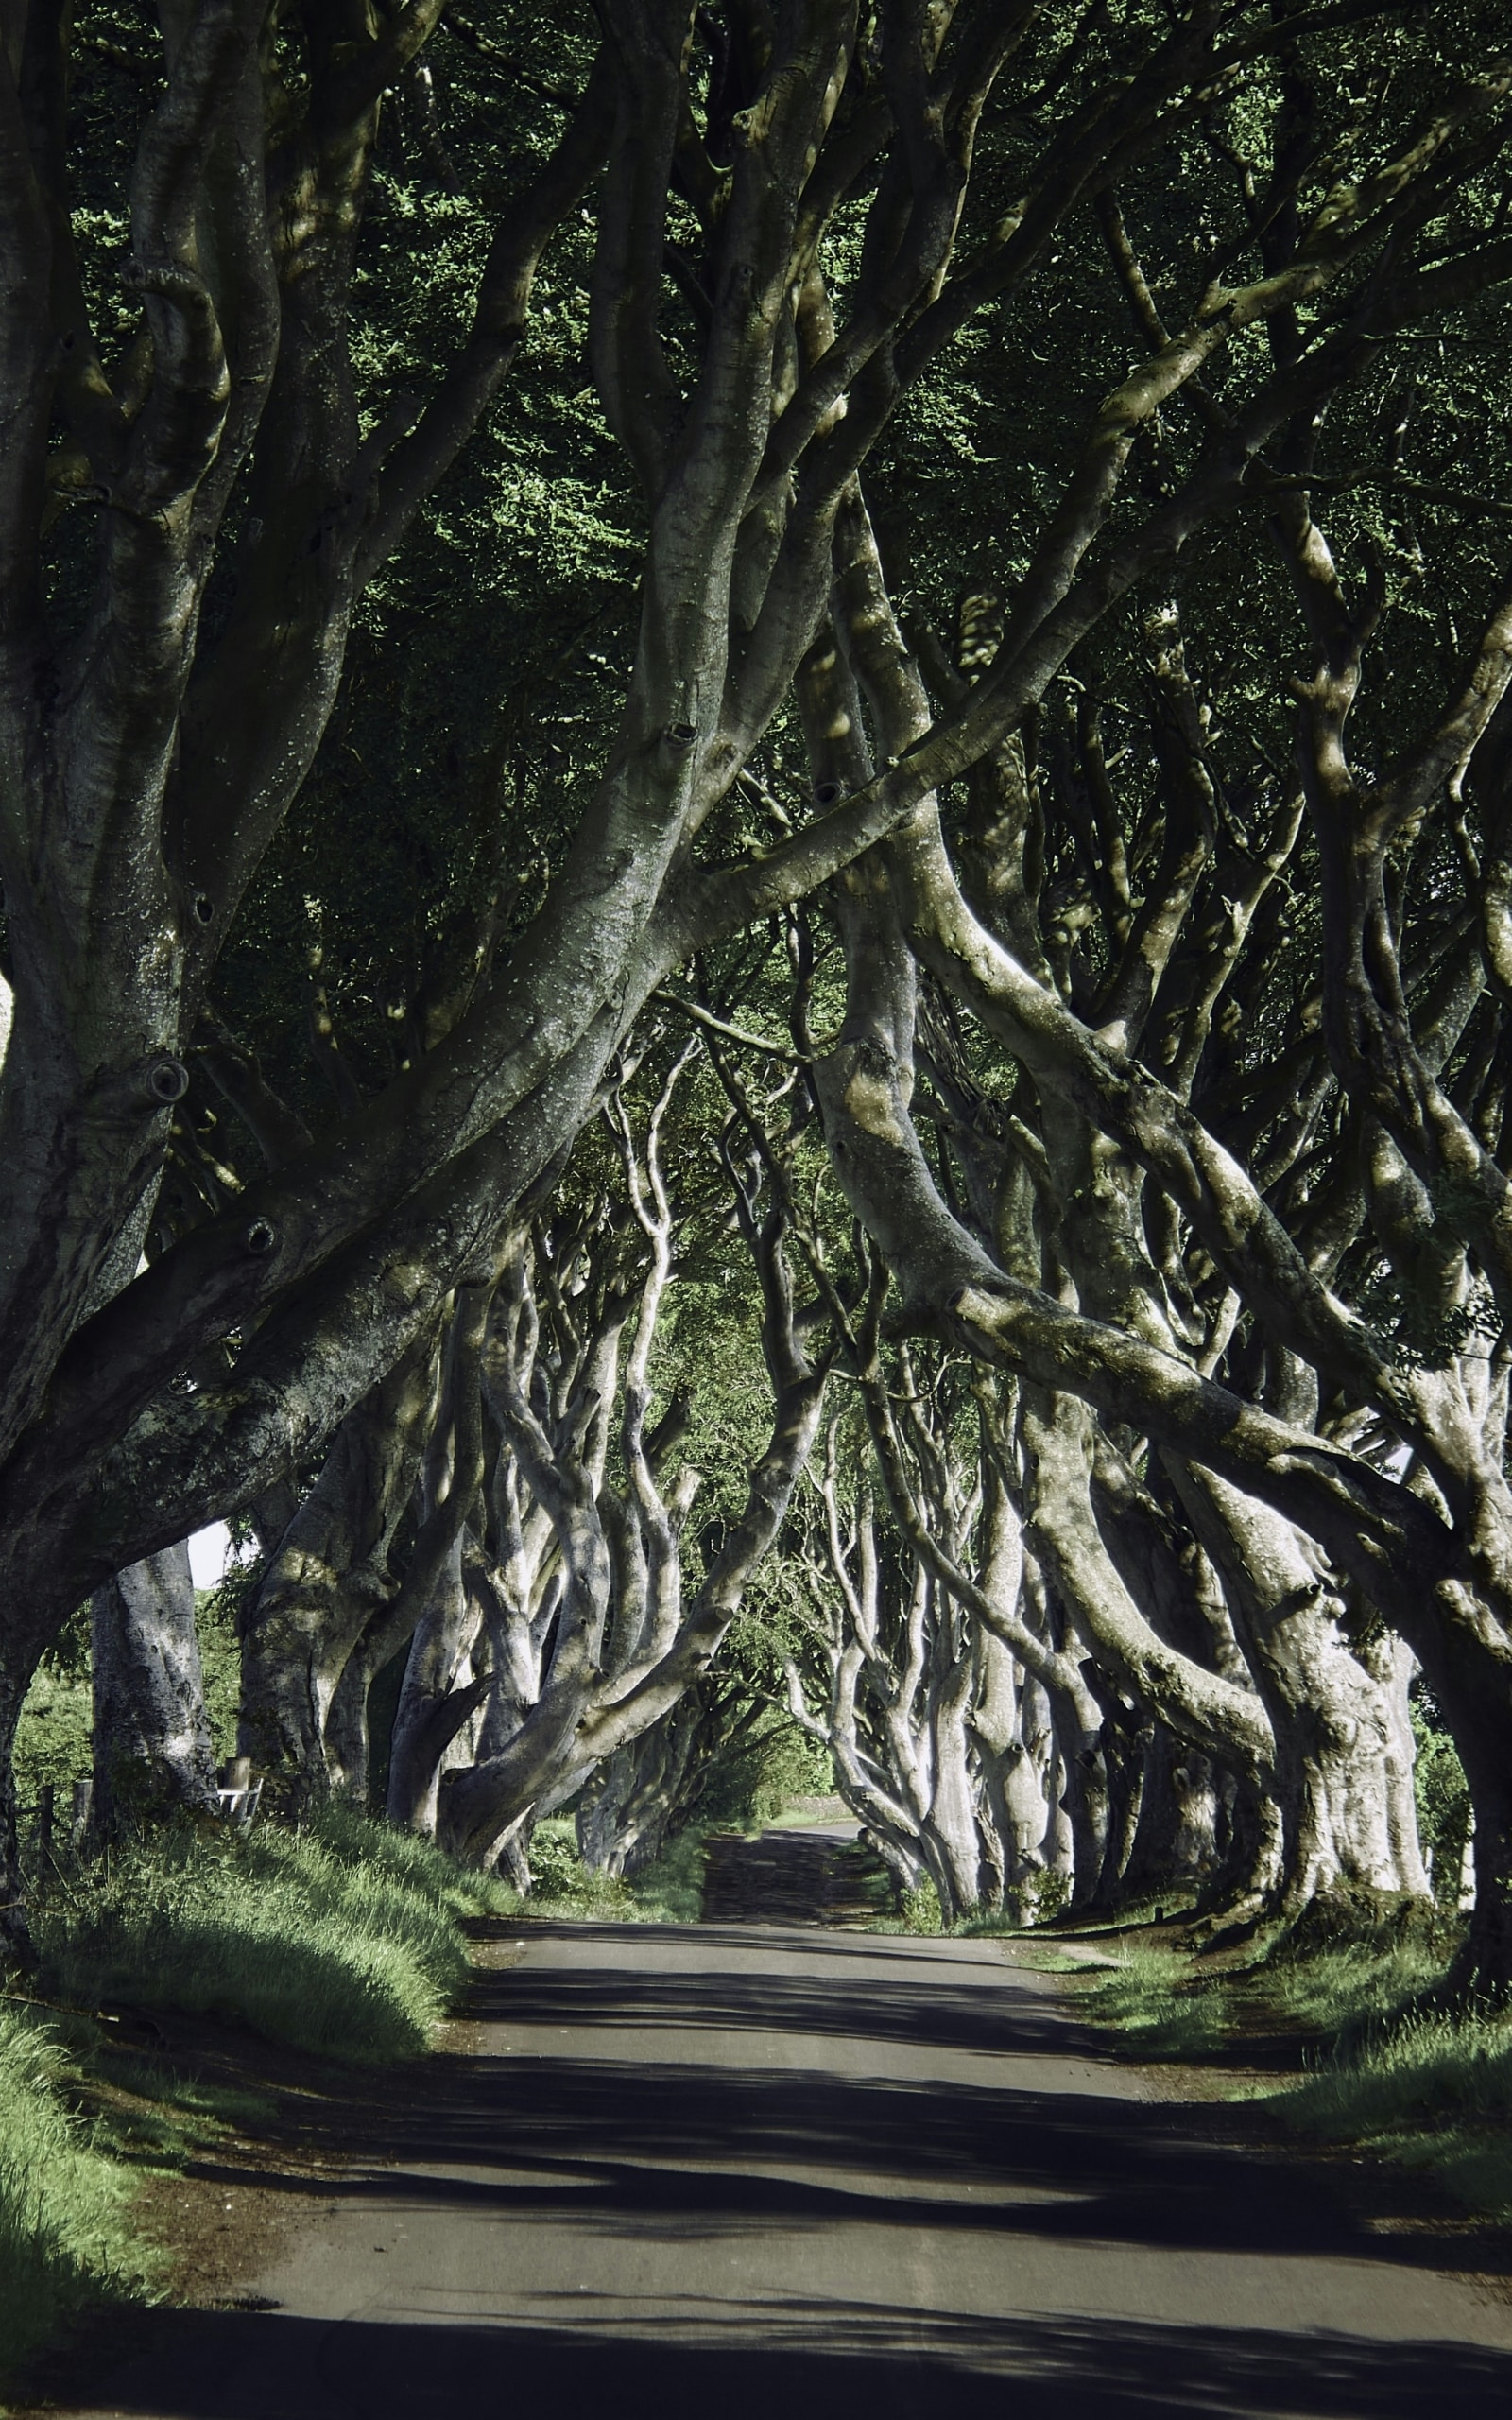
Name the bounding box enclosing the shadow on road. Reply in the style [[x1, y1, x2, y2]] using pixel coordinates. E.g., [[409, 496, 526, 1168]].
[[232, 1921, 1508, 2280], [30, 1922, 1512, 2419], [67, 2302, 1512, 2420]]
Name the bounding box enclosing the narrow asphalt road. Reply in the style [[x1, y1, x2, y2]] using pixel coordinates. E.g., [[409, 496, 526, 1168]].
[[52, 1920, 1512, 2418]]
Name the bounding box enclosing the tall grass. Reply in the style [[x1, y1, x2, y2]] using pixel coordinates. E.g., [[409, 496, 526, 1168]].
[[0, 1808, 519, 2398], [1069, 1916, 1512, 2224], [0, 2001, 154, 2389], [40, 1807, 517, 2064], [1284, 1992, 1512, 2223]]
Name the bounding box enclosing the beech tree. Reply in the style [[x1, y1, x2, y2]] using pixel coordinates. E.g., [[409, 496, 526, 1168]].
[[3, 0, 1512, 1976]]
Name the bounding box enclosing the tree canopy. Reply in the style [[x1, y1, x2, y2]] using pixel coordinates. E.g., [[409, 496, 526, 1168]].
[[5, 0, 1512, 1983]]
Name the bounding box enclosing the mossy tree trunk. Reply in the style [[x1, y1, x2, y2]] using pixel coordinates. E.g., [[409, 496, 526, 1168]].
[[92, 1544, 220, 1835]]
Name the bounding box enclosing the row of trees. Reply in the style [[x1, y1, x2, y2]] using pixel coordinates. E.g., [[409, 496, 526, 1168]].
[[4, 0, 1512, 1979]]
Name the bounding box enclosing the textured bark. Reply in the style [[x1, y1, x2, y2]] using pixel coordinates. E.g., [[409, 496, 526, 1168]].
[[11, 4, 1495, 1642], [382, 1285, 492, 1834], [387, 1533, 489, 1837], [92, 1543, 219, 1834], [237, 1330, 438, 1799], [808, 524, 1502, 1948], [3, 9, 1511, 1962], [1121, 1733, 1223, 1904], [0, 1657, 35, 1964], [1172, 1465, 1430, 1916]]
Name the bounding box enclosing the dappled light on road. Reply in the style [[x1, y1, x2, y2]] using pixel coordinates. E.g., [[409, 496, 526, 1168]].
[[45, 1923, 1512, 2420]]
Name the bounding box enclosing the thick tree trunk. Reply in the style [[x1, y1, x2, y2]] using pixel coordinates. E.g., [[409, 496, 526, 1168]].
[[1086, 1705, 1153, 1913], [1122, 1732, 1224, 1906], [237, 1335, 436, 1802], [387, 1536, 489, 1837], [971, 1632, 1051, 1910], [1049, 1705, 1110, 1912], [1199, 1773, 1285, 1925], [918, 1638, 985, 1923], [0, 1653, 35, 1966], [1434, 1643, 1512, 1990], [91, 1544, 219, 1835], [1175, 1467, 1430, 1919]]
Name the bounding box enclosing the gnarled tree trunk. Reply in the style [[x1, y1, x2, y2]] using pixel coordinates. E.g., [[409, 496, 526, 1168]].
[[92, 1544, 219, 1835]]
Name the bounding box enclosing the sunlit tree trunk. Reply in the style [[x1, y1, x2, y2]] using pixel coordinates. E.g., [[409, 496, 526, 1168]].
[[92, 1544, 219, 1834]]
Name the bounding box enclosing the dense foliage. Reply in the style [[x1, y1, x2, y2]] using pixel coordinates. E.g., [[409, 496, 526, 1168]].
[[3, 0, 1512, 2008]]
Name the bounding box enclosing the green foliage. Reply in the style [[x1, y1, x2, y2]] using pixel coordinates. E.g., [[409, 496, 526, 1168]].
[[211, 12, 637, 1121], [690, 1698, 833, 1836], [0, 2003, 153, 2395], [525, 1817, 638, 1919], [13, 1590, 242, 1810], [36, 1603, 91, 1682], [627, 1827, 710, 1925], [953, 1869, 1073, 1935], [894, 1885, 946, 1936], [12, 1652, 93, 1807], [39, 1809, 513, 2064], [1411, 1689, 1472, 1903], [1073, 1919, 1512, 2226]]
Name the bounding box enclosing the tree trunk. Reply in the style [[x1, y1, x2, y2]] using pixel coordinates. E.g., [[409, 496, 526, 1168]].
[[1122, 1731, 1224, 1905], [1175, 1466, 1431, 1919], [1053, 1717, 1110, 1911], [237, 1334, 436, 1803], [1086, 1705, 1153, 1912], [387, 1535, 488, 1837], [0, 1652, 36, 1965], [92, 1544, 219, 1835], [1433, 1636, 1512, 1990], [918, 1634, 984, 1923]]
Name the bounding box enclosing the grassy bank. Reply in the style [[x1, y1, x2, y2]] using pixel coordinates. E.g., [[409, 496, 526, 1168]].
[[2, 1807, 517, 2405], [0, 2000, 156, 2392], [524, 1815, 710, 1924], [1044, 1918, 1512, 2227], [39, 1806, 515, 2064]]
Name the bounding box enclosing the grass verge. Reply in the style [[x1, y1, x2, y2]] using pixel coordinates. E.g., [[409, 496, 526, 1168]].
[[1284, 1987, 1512, 2221], [39, 1806, 516, 2064], [3, 1806, 515, 2402], [0, 1999, 157, 2396], [1056, 1915, 1512, 2226]]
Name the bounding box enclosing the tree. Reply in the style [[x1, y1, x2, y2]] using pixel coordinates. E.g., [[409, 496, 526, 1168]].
[[4, 2, 1511, 1972]]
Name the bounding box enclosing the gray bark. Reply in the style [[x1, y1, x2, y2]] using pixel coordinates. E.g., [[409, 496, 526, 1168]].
[[91, 1543, 219, 1833], [237, 1329, 438, 1799]]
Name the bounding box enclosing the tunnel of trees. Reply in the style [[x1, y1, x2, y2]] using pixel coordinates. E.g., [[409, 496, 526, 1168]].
[[4, 0, 1512, 1986]]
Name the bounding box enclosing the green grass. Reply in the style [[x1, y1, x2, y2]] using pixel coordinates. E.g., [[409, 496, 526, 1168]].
[[1075, 1928, 1447, 2057], [0, 2000, 157, 2394], [1078, 1943, 1247, 2059], [523, 1815, 713, 1924], [3, 1806, 518, 2398], [39, 1806, 517, 2064], [1284, 1995, 1512, 2222], [14, 1593, 241, 1811], [1062, 1915, 1512, 2225]]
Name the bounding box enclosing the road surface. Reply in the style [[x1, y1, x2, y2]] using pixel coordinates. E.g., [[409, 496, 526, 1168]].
[[51, 1919, 1512, 2417]]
